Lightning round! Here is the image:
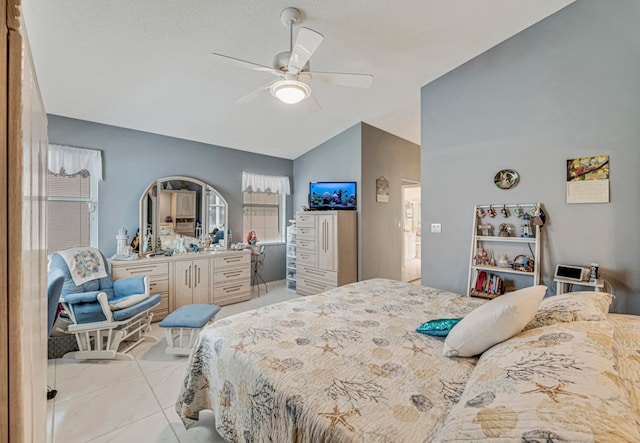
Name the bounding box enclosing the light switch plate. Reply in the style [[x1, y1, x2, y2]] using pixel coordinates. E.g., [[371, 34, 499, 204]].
[[431, 223, 441, 233]]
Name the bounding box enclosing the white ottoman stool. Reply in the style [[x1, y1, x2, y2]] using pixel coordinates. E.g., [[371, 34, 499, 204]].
[[159, 304, 221, 356]]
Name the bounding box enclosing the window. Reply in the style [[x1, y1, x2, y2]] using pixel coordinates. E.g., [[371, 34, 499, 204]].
[[242, 191, 283, 243], [242, 172, 290, 244], [47, 145, 102, 255]]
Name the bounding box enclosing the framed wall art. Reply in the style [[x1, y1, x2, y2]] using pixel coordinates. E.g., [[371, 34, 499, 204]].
[[566, 155, 609, 204], [376, 176, 389, 202]]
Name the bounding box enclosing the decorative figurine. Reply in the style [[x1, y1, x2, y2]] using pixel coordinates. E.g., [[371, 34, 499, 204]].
[[247, 230, 258, 246], [474, 248, 492, 265], [478, 223, 493, 236], [143, 225, 153, 253], [487, 205, 496, 217], [130, 228, 140, 253], [499, 223, 513, 237], [476, 207, 486, 218], [116, 227, 129, 257], [500, 205, 510, 218], [177, 234, 186, 254]]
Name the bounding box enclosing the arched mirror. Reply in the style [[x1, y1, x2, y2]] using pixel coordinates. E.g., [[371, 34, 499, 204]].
[[138, 176, 228, 255]]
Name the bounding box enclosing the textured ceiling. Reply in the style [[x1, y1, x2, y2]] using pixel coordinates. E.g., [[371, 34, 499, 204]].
[[23, 0, 574, 160]]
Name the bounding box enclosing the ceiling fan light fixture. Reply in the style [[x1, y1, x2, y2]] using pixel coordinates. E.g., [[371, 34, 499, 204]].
[[270, 80, 311, 104]]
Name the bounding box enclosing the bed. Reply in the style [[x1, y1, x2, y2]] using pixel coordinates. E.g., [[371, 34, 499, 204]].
[[176, 278, 640, 442]]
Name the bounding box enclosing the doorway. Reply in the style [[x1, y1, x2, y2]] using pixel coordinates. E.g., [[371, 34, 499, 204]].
[[401, 181, 421, 282]]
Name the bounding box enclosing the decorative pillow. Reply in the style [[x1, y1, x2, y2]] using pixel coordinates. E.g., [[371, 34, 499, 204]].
[[108, 292, 149, 311], [525, 291, 614, 330], [443, 285, 546, 357], [416, 318, 462, 337]]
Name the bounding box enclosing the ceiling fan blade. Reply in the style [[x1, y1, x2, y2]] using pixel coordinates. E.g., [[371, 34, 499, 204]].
[[301, 92, 322, 113], [288, 27, 324, 75], [299, 71, 373, 88], [211, 53, 282, 76], [236, 80, 278, 104]]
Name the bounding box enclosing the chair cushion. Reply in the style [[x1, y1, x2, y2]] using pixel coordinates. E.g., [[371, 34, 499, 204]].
[[159, 304, 221, 328], [71, 298, 109, 324], [109, 293, 150, 311], [47, 269, 66, 335], [112, 294, 162, 322], [113, 275, 146, 299]]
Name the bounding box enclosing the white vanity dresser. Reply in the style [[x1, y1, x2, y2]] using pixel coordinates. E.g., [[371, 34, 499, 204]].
[[111, 250, 250, 322], [115, 175, 252, 322]]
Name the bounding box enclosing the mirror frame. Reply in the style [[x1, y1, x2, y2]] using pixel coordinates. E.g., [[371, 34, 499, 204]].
[[138, 175, 228, 256]]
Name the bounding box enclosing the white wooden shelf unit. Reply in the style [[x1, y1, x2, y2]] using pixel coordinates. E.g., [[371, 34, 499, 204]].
[[467, 203, 542, 298], [286, 219, 297, 292]]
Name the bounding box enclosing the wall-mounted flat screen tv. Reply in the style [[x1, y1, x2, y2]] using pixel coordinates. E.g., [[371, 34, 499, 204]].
[[309, 181, 357, 210]]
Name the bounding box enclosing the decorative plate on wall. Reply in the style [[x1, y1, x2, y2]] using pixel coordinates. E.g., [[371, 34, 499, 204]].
[[494, 169, 519, 190]]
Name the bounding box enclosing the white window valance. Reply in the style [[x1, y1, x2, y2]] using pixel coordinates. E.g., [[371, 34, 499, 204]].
[[242, 171, 290, 195], [48, 144, 103, 181]]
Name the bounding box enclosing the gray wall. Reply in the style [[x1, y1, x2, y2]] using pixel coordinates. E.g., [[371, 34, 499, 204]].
[[292, 122, 419, 281], [361, 123, 420, 280], [292, 123, 362, 212], [48, 115, 293, 282], [292, 123, 362, 276], [420, 0, 640, 314]]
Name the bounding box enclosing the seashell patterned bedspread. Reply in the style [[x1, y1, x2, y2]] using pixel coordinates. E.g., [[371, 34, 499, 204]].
[[176, 279, 640, 442]]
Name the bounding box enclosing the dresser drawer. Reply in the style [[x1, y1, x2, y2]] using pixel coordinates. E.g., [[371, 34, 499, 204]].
[[148, 278, 168, 294], [213, 280, 251, 306], [214, 253, 250, 270], [296, 214, 316, 228], [297, 275, 336, 296], [215, 266, 250, 284], [297, 238, 315, 250], [297, 226, 315, 240], [297, 250, 316, 267], [112, 262, 169, 279], [298, 265, 337, 285]]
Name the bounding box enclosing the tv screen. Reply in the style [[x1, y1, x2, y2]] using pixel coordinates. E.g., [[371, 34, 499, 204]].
[[309, 181, 357, 210]]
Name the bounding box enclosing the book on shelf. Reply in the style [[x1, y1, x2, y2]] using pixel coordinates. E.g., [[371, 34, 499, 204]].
[[471, 270, 505, 299]]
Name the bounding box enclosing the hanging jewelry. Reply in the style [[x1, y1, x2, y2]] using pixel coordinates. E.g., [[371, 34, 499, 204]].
[[476, 207, 486, 218], [514, 205, 523, 218], [530, 203, 539, 217], [500, 205, 510, 218], [487, 205, 496, 217], [533, 207, 547, 227]]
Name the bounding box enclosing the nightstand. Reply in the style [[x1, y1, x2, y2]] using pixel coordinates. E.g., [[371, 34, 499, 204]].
[[554, 277, 605, 295]]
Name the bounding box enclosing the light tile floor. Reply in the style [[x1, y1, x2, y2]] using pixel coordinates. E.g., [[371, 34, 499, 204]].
[[47, 280, 298, 443]]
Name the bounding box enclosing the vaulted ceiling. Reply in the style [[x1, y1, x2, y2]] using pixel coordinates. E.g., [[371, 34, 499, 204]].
[[23, 0, 574, 159]]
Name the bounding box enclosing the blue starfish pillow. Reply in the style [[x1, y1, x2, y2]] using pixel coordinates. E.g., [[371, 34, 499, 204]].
[[416, 318, 462, 337]]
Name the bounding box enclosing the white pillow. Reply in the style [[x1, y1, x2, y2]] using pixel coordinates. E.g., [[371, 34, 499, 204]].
[[443, 285, 546, 357], [108, 292, 149, 311]]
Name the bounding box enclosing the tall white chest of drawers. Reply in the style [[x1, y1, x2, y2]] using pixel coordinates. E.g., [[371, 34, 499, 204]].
[[295, 211, 357, 295]]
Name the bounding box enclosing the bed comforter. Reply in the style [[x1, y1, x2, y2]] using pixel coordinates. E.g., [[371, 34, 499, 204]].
[[176, 279, 640, 442]]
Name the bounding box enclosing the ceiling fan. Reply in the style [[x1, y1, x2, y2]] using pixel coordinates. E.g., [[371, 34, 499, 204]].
[[211, 7, 373, 110]]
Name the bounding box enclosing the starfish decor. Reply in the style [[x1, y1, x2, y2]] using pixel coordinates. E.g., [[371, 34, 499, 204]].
[[318, 404, 359, 432], [522, 382, 588, 402]]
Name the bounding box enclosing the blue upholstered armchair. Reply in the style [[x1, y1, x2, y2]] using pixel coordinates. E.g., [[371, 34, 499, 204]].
[[49, 247, 162, 360]]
